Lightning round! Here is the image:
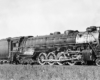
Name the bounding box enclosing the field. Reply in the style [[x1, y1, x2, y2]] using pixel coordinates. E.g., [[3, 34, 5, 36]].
[[0, 64, 100, 80]]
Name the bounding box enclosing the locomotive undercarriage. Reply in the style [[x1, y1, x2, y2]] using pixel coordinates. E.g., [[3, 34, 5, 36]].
[[36, 43, 95, 65], [37, 51, 82, 65]]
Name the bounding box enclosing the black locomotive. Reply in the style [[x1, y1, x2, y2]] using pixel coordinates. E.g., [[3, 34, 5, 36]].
[[0, 26, 100, 66]]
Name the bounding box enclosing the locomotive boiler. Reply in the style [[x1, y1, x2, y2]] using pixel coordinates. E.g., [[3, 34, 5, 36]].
[[0, 26, 100, 66]]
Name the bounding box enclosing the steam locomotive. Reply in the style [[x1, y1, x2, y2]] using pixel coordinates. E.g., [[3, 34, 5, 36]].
[[0, 26, 100, 66]]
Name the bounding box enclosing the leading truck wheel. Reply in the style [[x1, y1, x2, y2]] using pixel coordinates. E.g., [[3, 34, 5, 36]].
[[96, 58, 100, 66], [37, 53, 47, 65], [47, 52, 56, 65]]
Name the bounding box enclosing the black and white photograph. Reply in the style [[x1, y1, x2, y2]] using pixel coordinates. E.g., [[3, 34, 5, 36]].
[[0, 0, 100, 80]]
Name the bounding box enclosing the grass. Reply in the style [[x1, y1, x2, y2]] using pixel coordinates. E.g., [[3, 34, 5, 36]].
[[0, 65, 100, 80]]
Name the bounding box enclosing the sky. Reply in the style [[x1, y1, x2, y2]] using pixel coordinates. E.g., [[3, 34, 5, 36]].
[[0, 0, 100, 39]]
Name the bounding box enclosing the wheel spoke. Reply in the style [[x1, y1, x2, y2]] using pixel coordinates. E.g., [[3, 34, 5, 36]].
[[47, 52, 56, 65], [37, 53, 47, 65]]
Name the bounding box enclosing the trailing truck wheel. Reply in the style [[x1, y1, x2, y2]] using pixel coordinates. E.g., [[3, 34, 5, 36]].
[[14, 54, 20, 64], [47, 52, 56, 65], [57, 52, 65, 65], [37, 53, 47, 65], [96, 58, 100, 66]]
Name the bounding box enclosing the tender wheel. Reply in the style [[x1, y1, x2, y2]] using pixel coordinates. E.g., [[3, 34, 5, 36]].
[[47, 52, 56, 65], [37, 53, 47, 65], [96, 58, 100, 66], [57, 52, 65, 65]]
